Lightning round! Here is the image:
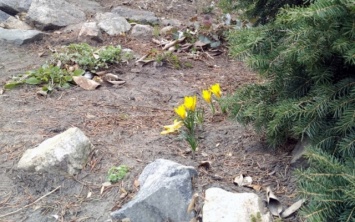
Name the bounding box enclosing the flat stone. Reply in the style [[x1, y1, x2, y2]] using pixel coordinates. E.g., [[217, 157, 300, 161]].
[[96, 12, 131, 36], [130, 24, 153, 40], [3, 16, 32, 30], [112, 6, 159, 25], [0, 27, 43, 45], [111, 159, 197, 222], [78, 22, 102, 42], [17, 127, 93, 175], [26, 0, 86, 30], [0, 0, 32, 15], [203, 188, 272, 222]]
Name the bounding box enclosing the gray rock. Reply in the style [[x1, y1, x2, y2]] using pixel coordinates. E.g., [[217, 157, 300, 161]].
[[78, 22, 102, 42], [3, 16, 32, 30], [130, 24, 153, 40], [111, 159, 197, 222], [0, 27, 43, 45], [112, 6, 159, 25], [95, 12, 131, 36], [0, 0, 32, 15], [17, 127, 93, 175], [26, 0, 86, 30], [161, 18, 182, 27], [66, 0, 104, 14], [0, 10, 10, 22], [203, 188, 272, 222]]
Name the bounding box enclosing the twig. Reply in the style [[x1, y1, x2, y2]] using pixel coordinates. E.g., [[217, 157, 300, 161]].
[[162, 37, 186, 50], [0, 186, 61, 219]]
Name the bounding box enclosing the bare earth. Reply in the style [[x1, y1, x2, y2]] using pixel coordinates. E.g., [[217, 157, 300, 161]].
[[0, 0, 299, 221]]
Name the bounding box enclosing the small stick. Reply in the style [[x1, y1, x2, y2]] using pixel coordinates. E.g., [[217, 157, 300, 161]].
[[0, 186, 61, 219]]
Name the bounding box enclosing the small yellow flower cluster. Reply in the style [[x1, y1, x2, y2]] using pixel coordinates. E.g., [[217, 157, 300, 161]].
[[202, 83, 222, 104], [201, 83, 222, 115], [174, 96, 197, 120], [161, 83, 221, 135]]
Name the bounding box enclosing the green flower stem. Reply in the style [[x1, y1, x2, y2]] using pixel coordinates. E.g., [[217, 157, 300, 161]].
[[210, 102, 215, 115]]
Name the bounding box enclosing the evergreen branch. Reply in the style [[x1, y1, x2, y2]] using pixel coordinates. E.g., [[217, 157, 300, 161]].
[[345, 207, 355, 222]]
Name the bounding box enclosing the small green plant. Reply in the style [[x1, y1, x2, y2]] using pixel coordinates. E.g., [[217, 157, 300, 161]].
[[53, 43, 123, 70], [107, 165, 129, 183], [5, 64, 84, 93], [153, 25, 160, 37], [4, 43, 131, 93], [250, 212, 262, 222]]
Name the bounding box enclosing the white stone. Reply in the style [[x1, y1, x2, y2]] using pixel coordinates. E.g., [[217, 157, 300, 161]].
[[17, 127, 93, 175], [96, 12, 131, 36], [203, 188, 272, 222]]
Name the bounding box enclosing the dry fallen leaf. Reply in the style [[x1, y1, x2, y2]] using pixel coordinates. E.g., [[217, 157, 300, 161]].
[[281, 199, 306, 218], [134, 179, 140, 188], [233, 174, 253, 187], [246, 184, 262, 191], [266, 186, 283, 216], [73, 76, 100, 90], [120, 188, 128, 199], [100, 181, 112, 194], [189, 15, 198, 22], [86, 191, 92, 198], [187, 193, 199, 213]]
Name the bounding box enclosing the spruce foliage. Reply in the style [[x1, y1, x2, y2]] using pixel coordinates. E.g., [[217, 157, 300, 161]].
[[219, 0, 310, 24], [224, 0, 355, 221]]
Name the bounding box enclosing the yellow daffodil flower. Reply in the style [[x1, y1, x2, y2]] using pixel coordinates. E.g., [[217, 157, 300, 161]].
[[184, 95, 197, 111], [202, 89, 212, 104], [161, 119, 183, 135], [175, 104, 187, 119], [210, 83, 222, 98]]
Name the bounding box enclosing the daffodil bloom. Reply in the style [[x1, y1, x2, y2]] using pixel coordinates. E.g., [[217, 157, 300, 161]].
[[210, 83, 222, 98], [161, 119, 183, 135], [184, 95, 197, 111], [202, 89, 212, 104], [175, 104, 187, 119]]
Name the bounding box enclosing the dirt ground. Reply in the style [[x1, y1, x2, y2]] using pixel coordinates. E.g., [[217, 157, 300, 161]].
[[0, 0, 300, 221]]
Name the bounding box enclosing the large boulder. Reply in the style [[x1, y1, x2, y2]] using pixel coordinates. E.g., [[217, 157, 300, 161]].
[[112, 6, 159, 25], [203, 188, 272, 222], [0, 0, 32, 15], [0, 27, 43, 45], [17, 127, 93, 175], [95, 12, 131, 36], [26, 0, 86, 30], [111, 159, 197, 222]]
